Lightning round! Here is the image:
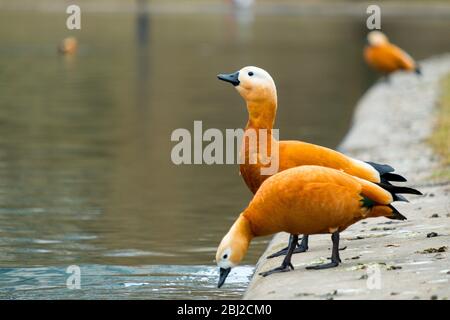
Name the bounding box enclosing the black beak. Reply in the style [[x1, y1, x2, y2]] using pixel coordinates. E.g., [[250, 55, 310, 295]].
[[217, 71, 240, 86], [218, 267, 231, 288]]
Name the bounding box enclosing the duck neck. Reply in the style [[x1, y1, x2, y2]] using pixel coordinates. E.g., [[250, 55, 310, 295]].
[[230, 214, 254, 250], [245, 98, 277, 131], [236, 214, 255, 237]]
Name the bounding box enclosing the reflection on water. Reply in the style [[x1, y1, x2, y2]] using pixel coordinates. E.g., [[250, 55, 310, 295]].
[[0, 6, 449, 299]]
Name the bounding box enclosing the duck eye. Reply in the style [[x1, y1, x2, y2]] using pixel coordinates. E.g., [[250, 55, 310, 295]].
[[248, 72, 254, 77], [223, 254, 228, 259]]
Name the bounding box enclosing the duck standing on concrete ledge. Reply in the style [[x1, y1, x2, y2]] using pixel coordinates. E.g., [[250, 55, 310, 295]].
[[216, 165, 415, 288], [217, 66, 421, 258], [364, 31, 421, 76]]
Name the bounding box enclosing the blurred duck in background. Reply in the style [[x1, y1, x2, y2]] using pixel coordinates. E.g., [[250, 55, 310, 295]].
[[58, 37, 78, 55], [364, 31, 421, 77]]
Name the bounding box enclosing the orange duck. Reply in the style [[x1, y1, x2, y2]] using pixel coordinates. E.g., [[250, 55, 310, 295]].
[[217, 66, 421, 258], [216, 165, 412, 287], [58, 37, 78, 55], [364, 31, 421, 76]]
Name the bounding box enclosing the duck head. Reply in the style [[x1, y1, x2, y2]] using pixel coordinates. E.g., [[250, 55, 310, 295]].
[[216, 215, 253, 288], [59, 37, 78, 55], [218, 66, 277, 128], [367, 31, 389, 47], [218, 66, 276, 103]]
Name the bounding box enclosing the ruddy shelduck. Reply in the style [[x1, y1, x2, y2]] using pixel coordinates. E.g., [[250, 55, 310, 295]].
[[58, 37, 78, 55], [364, 31, 421, 76], [217, 66, 421, 258], [216, 165, 412, 288]]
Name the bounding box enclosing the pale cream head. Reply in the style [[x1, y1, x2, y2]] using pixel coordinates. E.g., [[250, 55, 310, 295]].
[[218, 66, 277, 104], [367, 31, 389, 46], [235, 66, 277, 103], [215, 215, 253, 288], [216, 225, 249, 269]]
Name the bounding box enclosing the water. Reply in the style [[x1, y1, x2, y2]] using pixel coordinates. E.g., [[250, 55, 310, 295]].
[[0, 265, 253, 299], [0, 3, 449, 299]]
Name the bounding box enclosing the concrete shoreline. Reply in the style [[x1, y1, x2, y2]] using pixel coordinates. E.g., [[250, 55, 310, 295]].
[[244, 54, 450, 300]]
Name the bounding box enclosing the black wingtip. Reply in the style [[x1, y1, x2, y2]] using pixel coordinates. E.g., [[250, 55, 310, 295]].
[[393, 194, 409, 203], [387, 204, 407, 220], [381, 172, 407, 182], [401, 186, 422, 196], [376, 182, 423, 196], [366, 161, 395, 175]]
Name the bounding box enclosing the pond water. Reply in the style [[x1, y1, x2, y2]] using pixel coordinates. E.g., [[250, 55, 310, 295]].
[[0, 4, 449, 299]]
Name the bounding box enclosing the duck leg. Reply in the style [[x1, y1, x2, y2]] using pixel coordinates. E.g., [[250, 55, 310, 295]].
[[306, 232, 341, 270], [259, 235, 298, 277], [267, 235, 309, 259]]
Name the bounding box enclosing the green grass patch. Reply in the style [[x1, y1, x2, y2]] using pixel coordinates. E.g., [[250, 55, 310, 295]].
[[429, 73, 450, 180]]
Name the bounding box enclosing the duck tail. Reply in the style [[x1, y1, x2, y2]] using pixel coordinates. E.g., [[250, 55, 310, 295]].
[[386, 204, 407, 220], [380, 172, 407, 183], [387, 204, 407, 220], [366, 161, 422, 201], [375, 181, 422, 205], [375, 182, 422, 196], [365, 161, 394, 175], [368, 204, 406, 220], [366, 161, 407, 183]]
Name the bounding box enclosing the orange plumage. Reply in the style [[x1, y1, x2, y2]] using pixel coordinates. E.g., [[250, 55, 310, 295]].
[[59, 37, 78, 55], [216, 66, 421, 267], [243, 166, 393, 237], [215, 67, 422, 287], [364, 31, 420, 75], [215, 165, 402, 286], [241, 137, 381, 194], [218, 66, 394, 197]]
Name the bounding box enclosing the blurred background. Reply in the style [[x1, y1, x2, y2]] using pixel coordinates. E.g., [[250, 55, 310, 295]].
[[0, 0, 449, 299]]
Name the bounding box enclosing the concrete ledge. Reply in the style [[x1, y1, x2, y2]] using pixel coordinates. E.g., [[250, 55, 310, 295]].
[[244, 54, 450, 300]]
